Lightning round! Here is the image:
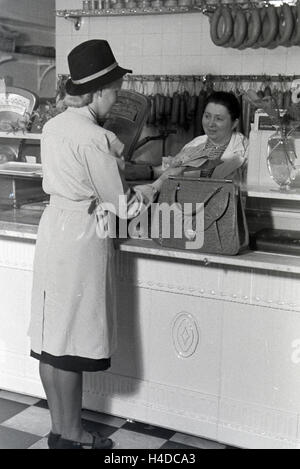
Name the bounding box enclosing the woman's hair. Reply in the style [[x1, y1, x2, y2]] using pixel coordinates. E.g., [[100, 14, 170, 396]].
[[62, 78, 123, 108], [204, 91, 241, 122], [63, 92, 94, 108]]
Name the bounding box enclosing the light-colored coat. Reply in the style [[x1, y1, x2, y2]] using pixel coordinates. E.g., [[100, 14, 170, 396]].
[[29, 107, 130, 360]]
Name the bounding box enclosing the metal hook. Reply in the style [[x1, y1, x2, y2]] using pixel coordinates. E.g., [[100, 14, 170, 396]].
[[65, 14, 82, 31]]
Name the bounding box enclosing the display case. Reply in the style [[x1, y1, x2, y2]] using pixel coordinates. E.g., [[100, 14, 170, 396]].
[[0, 132, 45, 208]]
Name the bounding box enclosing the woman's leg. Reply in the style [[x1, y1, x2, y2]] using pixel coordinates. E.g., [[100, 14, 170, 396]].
[[56, 368, 91, 442], [39, 362, 63, 435], [40, 362, 93, 443]]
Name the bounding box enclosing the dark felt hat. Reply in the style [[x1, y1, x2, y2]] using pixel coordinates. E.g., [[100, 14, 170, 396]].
[[65, 39, 132, 96]]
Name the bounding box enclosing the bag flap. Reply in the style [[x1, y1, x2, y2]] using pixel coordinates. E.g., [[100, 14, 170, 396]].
[[164, 178, 233, 231]]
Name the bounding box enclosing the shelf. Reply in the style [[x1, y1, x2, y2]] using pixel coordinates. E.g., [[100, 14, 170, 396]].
[[0, 131, 41, 140], [56, 6, 203, 29], [56, 6, 201, 17], [246, 185, 300, 201]]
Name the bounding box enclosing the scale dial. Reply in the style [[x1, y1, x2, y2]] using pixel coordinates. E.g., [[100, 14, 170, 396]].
[[0, 93, 30, 118]]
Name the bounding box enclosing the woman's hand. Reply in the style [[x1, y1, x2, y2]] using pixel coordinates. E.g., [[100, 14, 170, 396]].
[[151, 165, 185, 192], [152, 162, 185, 180], [152, 165, 164, 179], [160, 165, 185, 181]]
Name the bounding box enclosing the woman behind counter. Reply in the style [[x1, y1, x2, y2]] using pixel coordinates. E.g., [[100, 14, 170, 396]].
[[168, 91, 249, 183], [28, 39, 182, 450]]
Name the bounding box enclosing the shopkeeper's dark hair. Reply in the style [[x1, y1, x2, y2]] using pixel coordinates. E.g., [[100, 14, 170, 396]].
[[204, 91, 241, 122]]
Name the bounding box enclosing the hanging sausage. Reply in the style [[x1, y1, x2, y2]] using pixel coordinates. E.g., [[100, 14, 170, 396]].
[[147, 95, 156, 125], [194, 87, 207, 138], [293, 1, 300, 45], [242, 93, 252, 139], [263, 85, 272, 97], [277, 89, 285, 109], [163, 77, 172, 124], [253, 5, 279, 48], [179, 92, 187, 130], [236, 90, 244, 134], [239, 6, 262, 50], [155, 92, 163, 125], [187, 79, 198, 128], [210, 5, 233, 46], [164, 94, 173, 124], [283, 89, 292, 110], [280, 4, 295, 46], [285, 5, 298, 47], [170, 92, 180, 126], [229, 6, 247, 49], [271, 4, 294, 48]]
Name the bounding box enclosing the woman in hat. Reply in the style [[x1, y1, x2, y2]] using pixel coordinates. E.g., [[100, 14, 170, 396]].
[[28, 39, 182, 450]]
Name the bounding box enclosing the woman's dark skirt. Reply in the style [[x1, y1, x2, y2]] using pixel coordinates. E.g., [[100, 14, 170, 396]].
[[31, 350, 111, 372]]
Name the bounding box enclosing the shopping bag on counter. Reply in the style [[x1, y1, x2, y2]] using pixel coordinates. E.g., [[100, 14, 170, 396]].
[[151, 177, 249, 255]]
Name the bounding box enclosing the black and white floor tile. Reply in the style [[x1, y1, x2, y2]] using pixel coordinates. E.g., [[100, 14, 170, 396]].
[[0, 390, 237, 449]]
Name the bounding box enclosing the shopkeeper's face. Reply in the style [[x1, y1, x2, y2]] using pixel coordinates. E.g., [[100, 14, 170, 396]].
[[94, 79, 123, 118], [202, 102, 238, 145]]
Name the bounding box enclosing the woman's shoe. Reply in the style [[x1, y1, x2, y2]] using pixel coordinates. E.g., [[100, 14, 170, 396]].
[[47, 431, 61, 449], [56, 432, 113, 450]]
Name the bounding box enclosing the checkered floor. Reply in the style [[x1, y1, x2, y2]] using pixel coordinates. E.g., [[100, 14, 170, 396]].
[[0, 390, 237, 449]]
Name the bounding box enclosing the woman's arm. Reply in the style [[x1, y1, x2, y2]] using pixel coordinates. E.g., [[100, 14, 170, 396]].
[[212, 134, 249, 181]]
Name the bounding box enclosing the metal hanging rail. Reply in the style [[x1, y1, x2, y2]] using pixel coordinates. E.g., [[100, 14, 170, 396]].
[[123, 74, 300, 82], [58, 73, 300, 82]]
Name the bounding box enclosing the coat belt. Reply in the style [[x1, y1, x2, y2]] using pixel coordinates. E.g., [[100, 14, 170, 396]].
[[49, 195, 96, 212]]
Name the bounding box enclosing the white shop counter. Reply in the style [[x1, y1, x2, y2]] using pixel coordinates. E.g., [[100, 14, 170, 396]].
[[0, 207, 300, 449]]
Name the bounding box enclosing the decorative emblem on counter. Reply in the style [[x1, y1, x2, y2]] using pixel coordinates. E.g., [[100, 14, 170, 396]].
[[172, 312, 199, 358]]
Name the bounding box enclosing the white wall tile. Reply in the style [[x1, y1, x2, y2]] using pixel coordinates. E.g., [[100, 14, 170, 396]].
[[55, 10, 300, 78], [106, 34, 126, 56], [55, 34, 74, 56], [143, 16, 162, 34], [181, 12, 204, 33], [141, 56, 162, 74], [161, 13, 182, 33], [106, 17, 127, 35], [180, 55, 202, 75], [181, 32, 202, 56], [201, 39, 224, 56], [162, 33, 181, 57], [124, 35, 143, 56], [241, 52, 265, 75], [160, 56, 182, 75], [263, 50, 288, 75], [124, 17, 144, 35], [89, 17, 108, 37], [123, 56, 143, 74], [221, 53, 243, 75], [56, 17, 72, 36], [69, 35, 90, 50], [143, 34, 162, 57], [286, 48, 300, 74], [55, 55, 69, 75], [198, 55, 222, 75]]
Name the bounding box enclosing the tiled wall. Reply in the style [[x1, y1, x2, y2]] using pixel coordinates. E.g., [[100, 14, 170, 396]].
[[55, 0, 300, 77]]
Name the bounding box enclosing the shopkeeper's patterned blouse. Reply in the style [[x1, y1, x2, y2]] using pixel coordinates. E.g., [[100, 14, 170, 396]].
[[200, 139, 229, 178]]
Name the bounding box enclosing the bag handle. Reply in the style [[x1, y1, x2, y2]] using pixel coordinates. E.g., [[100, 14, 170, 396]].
[[173, 182, 224, 216]]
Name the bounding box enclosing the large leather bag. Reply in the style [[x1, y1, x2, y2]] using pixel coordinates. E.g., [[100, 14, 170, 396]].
[[151, 177, 249, 255]]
